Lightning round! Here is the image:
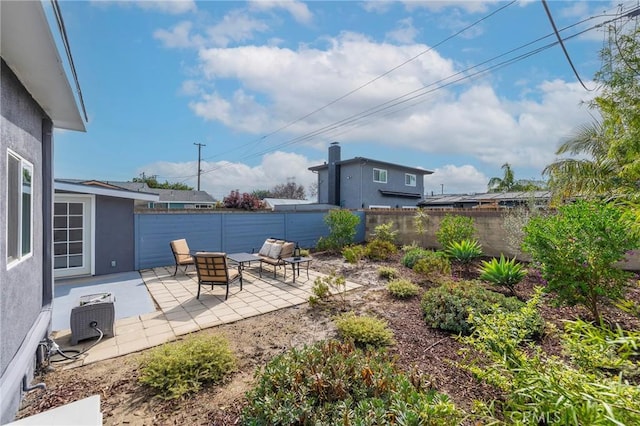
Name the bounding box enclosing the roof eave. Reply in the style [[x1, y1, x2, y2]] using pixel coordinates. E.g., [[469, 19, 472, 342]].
[[1, 1, 85, 132]]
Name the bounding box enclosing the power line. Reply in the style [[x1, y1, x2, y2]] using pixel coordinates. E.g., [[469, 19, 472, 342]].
[[160, 5, 638, 183], [199, 0, 518, 164], [541, 0, 594, 91]]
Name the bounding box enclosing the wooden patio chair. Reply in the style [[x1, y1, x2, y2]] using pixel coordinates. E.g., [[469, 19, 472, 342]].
[[193, 252, 242, 300], [169, 238, 195, 276]]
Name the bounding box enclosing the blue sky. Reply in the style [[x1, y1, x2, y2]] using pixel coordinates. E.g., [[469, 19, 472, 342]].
[[46, 0, 637, 199]]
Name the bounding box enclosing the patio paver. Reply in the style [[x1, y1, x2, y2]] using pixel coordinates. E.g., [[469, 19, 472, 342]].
[[50, 264, 361, 369]]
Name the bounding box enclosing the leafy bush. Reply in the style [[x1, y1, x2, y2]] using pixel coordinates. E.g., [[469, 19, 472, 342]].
[[309, 272, 347, 308], [445, 239, 483, 264], [478, 254, 527, 295], [334, 312, 394, 347], [413, 252, 451, 279], [242, 340, 461, 425], [387, 278, 421, 299], [342, 244, 365, 264], [316, 209, 360, 252], [436, 214, 476, 248], [378, 266, 399, 279], [365, 239, 397, 261], [462, 289, 640, 425], [223, 190, 263, 210], [562, 319, 640, 379], [523, 200, 639, 322], [421, 281, 524, 335], [138, 334, 236, 399], [401, 246, 434, 269], [372, 221, 398, 244]]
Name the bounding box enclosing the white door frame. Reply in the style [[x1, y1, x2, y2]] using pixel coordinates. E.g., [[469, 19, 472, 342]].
[[53, 194, 95, 278]]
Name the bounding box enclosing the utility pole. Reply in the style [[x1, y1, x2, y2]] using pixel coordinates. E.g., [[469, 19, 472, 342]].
[[194, 142, 206, 191]]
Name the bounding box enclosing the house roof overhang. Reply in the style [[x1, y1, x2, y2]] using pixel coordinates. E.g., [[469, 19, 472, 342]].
[[378, 190, 422, 198], [309, 157, 432, 175], [1, 1, 85, 131], [55, 180, 160, 201]]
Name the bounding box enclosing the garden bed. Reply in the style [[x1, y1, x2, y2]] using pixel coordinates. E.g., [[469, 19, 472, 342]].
[[17, 251, 640, 425]]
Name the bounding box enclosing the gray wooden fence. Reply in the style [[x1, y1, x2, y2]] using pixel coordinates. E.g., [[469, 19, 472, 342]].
[[134, 210, 366, 270]]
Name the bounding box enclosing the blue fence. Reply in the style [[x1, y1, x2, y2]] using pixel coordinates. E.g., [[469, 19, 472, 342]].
[[134, 210, 366, 270]]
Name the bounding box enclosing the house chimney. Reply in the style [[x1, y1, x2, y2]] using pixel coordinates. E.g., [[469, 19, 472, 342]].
[[328, 142, 341, 206]]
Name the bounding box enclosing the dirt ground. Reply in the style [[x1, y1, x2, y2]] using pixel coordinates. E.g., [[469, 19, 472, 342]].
[[16, 252, 640, 425]]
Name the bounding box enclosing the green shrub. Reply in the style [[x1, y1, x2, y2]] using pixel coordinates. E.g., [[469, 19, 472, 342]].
[[445, 239, 483, 264], [413, 252, 451, 279], [378, 266, 399, 279], [342, 244, 365, 264], [421, 281, 524, 335], [387, 278, 421, 299], [462, 289, 640, 425], [562, 319, 640, 379], [334, 312, 394, 347], [523, 200, 639, 323], [316, 209, 360, 252], [436, 214, 476, 248], [401, 246, 434, 269], [478, 254, 527, 295], [138, 334, 236, 400], [365, 239, 397, 261], [372, 221, 398, 244], [309, 272, 347, 308], [242, 340, 461, 425]]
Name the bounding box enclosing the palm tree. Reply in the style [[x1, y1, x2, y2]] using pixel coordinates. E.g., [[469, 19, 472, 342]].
[[488, 163, 516, 192], [543, 120, 626, 202], [488, 163, 546, 193]]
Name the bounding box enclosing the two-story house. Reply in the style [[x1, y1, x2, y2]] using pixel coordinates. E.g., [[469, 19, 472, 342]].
[[309, 142, 432, 209]]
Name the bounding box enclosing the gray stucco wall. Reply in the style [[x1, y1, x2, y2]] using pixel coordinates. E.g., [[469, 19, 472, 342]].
[[315, 169, 329, 204], [340, 161, 424, 209], [315, 162, 425, 209], [0, 59, 51, 423], [95, 196, 135, 275]]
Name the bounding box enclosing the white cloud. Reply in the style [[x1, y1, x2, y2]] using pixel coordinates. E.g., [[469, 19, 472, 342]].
[[361, 1, 395, 14], [205, 10, 270, 47], [402, 1, 494, 14], [424, 164, 489, 195], [142, 151, 322, 200], [192, 34, 456, 134], [154, 21, 202, 48], [134, 0, 196, 14], [186, 31, 596, 173], [154, 11, 269, 49], [386, 18, 419, 44], [249, 0, 313, 24]]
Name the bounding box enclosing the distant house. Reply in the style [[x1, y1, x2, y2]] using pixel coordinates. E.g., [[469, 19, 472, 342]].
[[0, 2, 86, 422], [417, 191, 552, 209], [54, 179, 159, 278], [308, 142, 432, 209], [262, 198, 314, 211], [107, 181, 216, 210]]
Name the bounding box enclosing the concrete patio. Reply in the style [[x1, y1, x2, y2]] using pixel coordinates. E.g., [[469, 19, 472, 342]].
[[51, 263, 360, 368]]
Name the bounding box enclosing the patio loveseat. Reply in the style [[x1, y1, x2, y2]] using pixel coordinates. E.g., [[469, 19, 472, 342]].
[[253, 238, 296, 279]]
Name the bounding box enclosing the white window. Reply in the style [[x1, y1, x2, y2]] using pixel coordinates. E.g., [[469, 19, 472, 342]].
[[373, 168, 387, 183], [6, 150, 33, 267], [405, 173, 416, 187]]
